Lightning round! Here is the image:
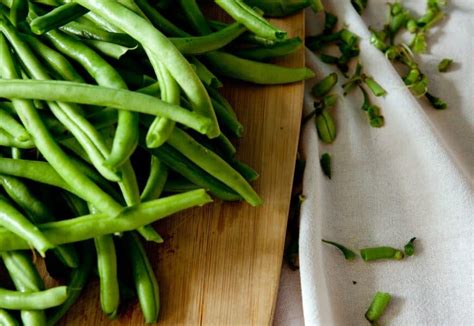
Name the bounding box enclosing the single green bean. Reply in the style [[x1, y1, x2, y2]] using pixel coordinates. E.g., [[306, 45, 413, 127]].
[[365, 292, 391, 323], [10, 0, 28, 27], [0, 129, 33, 148], [170, 22, 246, 54], [312, 72, 338, 97], [360, 246, 404, 261], [404, 237, 416, 256], [141, 156, 168, 202], [167, 128, 262, 206], [0, 308, 18, 325], [60, 21, 138, 48], [2, 251, 47, 326], [234, 37, 303, 61], [315, 110, 336, 144], [205, 51, 314, 84], [0, 189, 212, 251], [216, 0, 287, 40], [47, 241, 93, 326], [212, 98, 244, 138], [123, 232, 160, 323], [0, 79, 213, 135], [0, 22, 123, 216], [0, 196, 54, 256], [0, 287, 67, 310], [207, 87, 238, 119], [178, 0, 211, 35], [30, 3, 89, 35], [95, 235, 119, 318], [438, 58, 453, 72], [142, 141, 241, 201], [84, 39, 132, 60], [322, 239, 356, 259], [163, 178, 200, 193], [319, 153, 331, 179], [232, 160, 259, 181], [74, 0, 220, 138]]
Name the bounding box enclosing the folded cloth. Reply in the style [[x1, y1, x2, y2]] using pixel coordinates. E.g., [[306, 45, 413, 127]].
[[286, 0, 474, 325]]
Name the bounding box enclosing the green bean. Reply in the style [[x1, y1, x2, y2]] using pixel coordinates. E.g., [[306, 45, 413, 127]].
[[243, 0, 316, 17], [178, 0, 211, 35], [319, 153, 331, 179], [232, 160, 259, 181], [40, 25, 139, 169], [142, 142, 241, 201], [123, 232, 160, 323], [2, 251, 47, 326], [0, 189, 213, 251], [205, 51, 314, 84], [207, 87, 238, 119], [167, 128, 262, 206], [0, 308, 18, 326], [171, 22, 246, 54], [163, 178, 200, 193], [315, 110, 336, 144], [312, 72, 338, 98], [60, 21, 138, 48], [212, 98, 244, 138], [360, 246, 404, 261], [0, 195, 54, 256], [216, 0, 287, 41], [0, 79, 213, 135], [21, 34, 85, 83], [404, 237, 416, 256], [0, 129, 34, 149], [145, 52, 179, 149], [0, 287, 67, 310], [47, 241, 94, 326], [10, 0, 27, 27], [10, 147, 21, 159], [234, 37, 303, 61], [0, 23, 123, 216], [134, 0, 188, 37], [74, 0, 220, 138], [438, 58, 453, 72], [0, 108, 30, 141], [30, 3, 89, 35], [141, 156, 168, 202], [365, 292, 391, 323], [322, 239, 356, 260], [191, 57, 222, 88]]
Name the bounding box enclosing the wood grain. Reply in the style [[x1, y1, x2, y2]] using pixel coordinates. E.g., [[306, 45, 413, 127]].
[[55, 11, 305, 326]]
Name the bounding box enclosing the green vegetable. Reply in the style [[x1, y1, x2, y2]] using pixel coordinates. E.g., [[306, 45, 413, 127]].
[[360, 246, 404, 261], [0, 287, 68, 310], [404, 237, 416, 256], [365, 292, 391, 323], [322, 239, 357, 260], [351, 0, 368, 15], [319, 153, 332, 179], [315, 110, 336, 144], [438, 58, 453, 72], [312, 72, 338, 98], [425, 92, 447, 110]]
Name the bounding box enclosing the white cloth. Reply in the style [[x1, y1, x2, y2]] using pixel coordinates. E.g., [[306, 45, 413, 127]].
[[276, 0, 474, 325]]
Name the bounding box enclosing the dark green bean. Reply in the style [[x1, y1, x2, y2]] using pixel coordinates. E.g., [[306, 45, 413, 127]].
[[232, 160, 259, 181], [178, 0, 211, 35], [167, 128, 262, 206], [243, 0, 316, 17], [211, 98, 244, 138], [123, 232, 160, 323], [30, 3, 89, 35], [60, 21, 138, 48], [163, 177, 200, 193], [360, 246, 404, 261], [0, 189, 213, 251], [234, 37, 303, 61], [47, 242, 94, 326], [0, 286, 68, 310], [0, 195, 54, 256], [205, 51, 314, 84], [216, 0, 287, 40], [134, 0, 188, 37], [191, 57, 222, 88], [207, 87, 238, 119], [2, 251, 47, 326]]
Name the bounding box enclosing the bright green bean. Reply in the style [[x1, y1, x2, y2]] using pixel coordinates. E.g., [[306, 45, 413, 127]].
[[207, 87, 238, 119], [191, 57, 223, 88], [0, 79, 213, 135], [205, 51, 315, 84], [0, 196, 54, 256], [0, 308, 18, 326], [84, 39, 132, 59], [123, 232, 160, 323], [0, 103, 30, 142], [30, 3, 89, 35], [95, 235, 119, 318], [360, 246, 404, 261], [0, 130, 34, 149], [141, 156, 168, 203], [0, 286, 67, 310], [234, 37, 303, 61], [74, 0, 220, 138], [232, 160, 259, 181], [167, 128, 262, 206], [2, 251, 47, 326], [170, 22, 246, 54], [365, 292, 391, 323], [0, 22, 123, 216], [0, 189, 212, 251], [178, 0, 211, 35], [216, 0, 287, 40]]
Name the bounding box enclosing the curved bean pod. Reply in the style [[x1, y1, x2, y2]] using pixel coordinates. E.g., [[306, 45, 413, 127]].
[[30, 3, 89, 35], [178, 0, 211, 35], [0, 286, 68, 310], [141, 156, 168, 202], [234, 37, 303, 61]]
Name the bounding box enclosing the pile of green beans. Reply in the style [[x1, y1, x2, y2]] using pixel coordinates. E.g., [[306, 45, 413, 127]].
[[0, 0, 313, 323]]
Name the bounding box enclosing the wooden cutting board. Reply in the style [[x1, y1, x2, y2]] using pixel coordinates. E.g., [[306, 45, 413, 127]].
[[54, 11, 305, 326]]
